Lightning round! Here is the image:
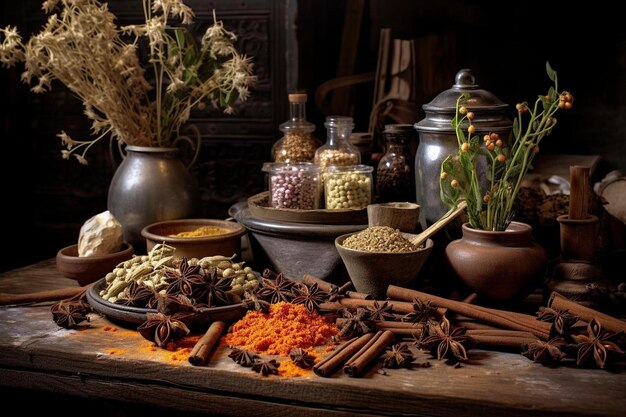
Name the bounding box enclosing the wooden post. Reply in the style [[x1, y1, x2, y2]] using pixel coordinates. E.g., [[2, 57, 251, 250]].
[[568, 165, 590, 220]]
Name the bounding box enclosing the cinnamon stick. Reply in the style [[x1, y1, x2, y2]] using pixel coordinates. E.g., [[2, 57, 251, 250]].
[[337, 281, 353, 294], [188, 321, 226, 366], [335, 318, 416, 329], [338, 297, 415, 314], [318, 301, 344, 312], [313, 334, 373, 377], [302, 274, 338, 293], [387, 285, 550, 339], [549, 292, 626, 334], [468, 334, 536, 349], [343, 330, 395, 377], [569, 166, 590, 220], [0, 286, 88, 306], [466, 329, 535, 338], [461, 292, 479, 304], [345, 291, 372, 300], [451, 318, 502, 331]]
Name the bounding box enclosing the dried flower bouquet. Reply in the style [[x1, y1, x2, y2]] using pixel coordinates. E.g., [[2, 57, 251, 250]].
[[0, 0, 257, 163]]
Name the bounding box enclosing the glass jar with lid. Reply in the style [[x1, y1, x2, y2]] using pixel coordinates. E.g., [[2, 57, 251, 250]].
[[314, 116, 360, 170], [376, 124, 416, 203], [272, 93, 321, 163], [324, 165, 373, 209], [269, 162, 320, 210]]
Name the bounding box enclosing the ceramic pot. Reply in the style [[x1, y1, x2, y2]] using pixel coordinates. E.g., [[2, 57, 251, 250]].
[[108, 146, 199, 250], [445, 222, 547, 302]]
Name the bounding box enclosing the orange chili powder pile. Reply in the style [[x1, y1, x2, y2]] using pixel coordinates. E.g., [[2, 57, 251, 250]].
[[223, 302, 338, 356], [279, 360, 311, 378]]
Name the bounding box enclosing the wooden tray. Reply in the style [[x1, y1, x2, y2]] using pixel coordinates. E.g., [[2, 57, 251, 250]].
[[86, 278, 247, 325], [247, 192, 368, 224]]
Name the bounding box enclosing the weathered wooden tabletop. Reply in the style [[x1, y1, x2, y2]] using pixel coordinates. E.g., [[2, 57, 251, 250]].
[[0, 260, 624, 417]]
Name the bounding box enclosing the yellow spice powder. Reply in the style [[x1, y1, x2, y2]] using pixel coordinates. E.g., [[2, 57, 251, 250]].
[[169, 226, 228, 238]]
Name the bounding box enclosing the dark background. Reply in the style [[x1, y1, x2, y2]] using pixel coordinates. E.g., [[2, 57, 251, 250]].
[[1, 0, 625, 272]]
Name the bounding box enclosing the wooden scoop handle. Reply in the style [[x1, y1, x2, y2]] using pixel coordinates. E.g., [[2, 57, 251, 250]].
[[410, 201, 467, 247]]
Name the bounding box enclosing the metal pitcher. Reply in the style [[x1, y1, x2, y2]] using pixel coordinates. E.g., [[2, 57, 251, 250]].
[[414, 69, 512, 227]]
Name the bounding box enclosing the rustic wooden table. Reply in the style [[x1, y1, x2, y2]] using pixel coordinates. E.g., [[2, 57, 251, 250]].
[[0, 260, 625, 417]]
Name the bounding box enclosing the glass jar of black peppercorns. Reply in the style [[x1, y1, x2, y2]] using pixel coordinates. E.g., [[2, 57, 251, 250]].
[[376, 124, 416, 203]]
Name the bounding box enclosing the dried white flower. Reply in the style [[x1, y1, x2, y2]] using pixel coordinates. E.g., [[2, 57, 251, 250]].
[[1, 0, 256, 163]]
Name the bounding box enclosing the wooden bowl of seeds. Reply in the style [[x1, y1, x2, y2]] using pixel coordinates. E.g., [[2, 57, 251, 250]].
[[335, 226, 434, 298]]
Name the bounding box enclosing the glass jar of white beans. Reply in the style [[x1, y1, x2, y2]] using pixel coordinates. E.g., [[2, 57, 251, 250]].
[[269, 163, 320, 210]]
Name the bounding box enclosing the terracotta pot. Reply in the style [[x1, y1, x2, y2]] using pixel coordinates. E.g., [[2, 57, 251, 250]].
[[445, 222, 547, 302]]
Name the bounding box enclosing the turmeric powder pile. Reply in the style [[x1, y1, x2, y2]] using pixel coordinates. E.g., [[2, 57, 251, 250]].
[[169, 226, 228, 238], [223, 302, 338, 356]]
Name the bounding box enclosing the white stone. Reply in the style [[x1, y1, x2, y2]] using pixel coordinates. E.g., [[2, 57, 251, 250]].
[[78, 211, 123, 257]]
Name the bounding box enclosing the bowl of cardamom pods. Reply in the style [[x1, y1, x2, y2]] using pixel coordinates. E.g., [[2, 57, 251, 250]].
[[335, 226, 433, 298]]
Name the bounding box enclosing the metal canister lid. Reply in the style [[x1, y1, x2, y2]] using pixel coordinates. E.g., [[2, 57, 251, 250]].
[[414, 69, 511, 133]]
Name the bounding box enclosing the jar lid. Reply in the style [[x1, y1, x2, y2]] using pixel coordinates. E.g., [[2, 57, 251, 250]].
[[288, 93, 307, 103], [324, 164, 373, 174], [270, 162, 319, 174], [325, 116, 355, 129], [415, 69, 511, 133], [383, 124, 415, 133]]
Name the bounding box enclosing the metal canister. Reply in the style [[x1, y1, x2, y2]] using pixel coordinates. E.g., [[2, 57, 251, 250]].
[[414, 69, 512, 227]]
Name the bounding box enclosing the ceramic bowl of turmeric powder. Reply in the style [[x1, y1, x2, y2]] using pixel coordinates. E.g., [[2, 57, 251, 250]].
[[141, 219, 246, 259]]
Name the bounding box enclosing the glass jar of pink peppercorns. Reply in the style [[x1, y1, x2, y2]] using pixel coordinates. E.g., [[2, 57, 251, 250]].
[[269, 162, 320, 210]]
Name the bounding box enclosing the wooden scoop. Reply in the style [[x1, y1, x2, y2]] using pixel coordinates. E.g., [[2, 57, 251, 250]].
[[410, 201, 467, 248]]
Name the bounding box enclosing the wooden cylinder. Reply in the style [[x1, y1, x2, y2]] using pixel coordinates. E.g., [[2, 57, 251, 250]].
[[557, 214, 599, 262]]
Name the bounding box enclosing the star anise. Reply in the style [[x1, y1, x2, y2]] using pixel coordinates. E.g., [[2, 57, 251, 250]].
[[156, 293, 196, 315], [381, 343, 414, 368], [137, 312, 191, 347], [402, 299, 441, 324], [51, 300, 91, 329], [242, 291, 270, 313], [292, 283, 328, 313], [571, 318, 624, 369], [165, 258, 206, 298], [367, 301, 395, 321], [289, 348, 316, 368], [252, 359, 279, 376], [257, 273, 295, 304], [521, 337, 567, 366], [415, 316, 471, 363], [337, 307, 371, 338], [116, 282, 155, 307], [537, 307, 579, 336], [202, 266, 232, 307], [228, 348, 259, 367]]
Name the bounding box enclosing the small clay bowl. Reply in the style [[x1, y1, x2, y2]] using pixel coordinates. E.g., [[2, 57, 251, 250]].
[[141, 219, 246, 259], [335, 232, 434, 298], [56, 243, 134, 286]]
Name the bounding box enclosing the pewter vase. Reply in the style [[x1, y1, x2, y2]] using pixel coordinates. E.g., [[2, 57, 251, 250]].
[[107, 146, 199, 250]]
